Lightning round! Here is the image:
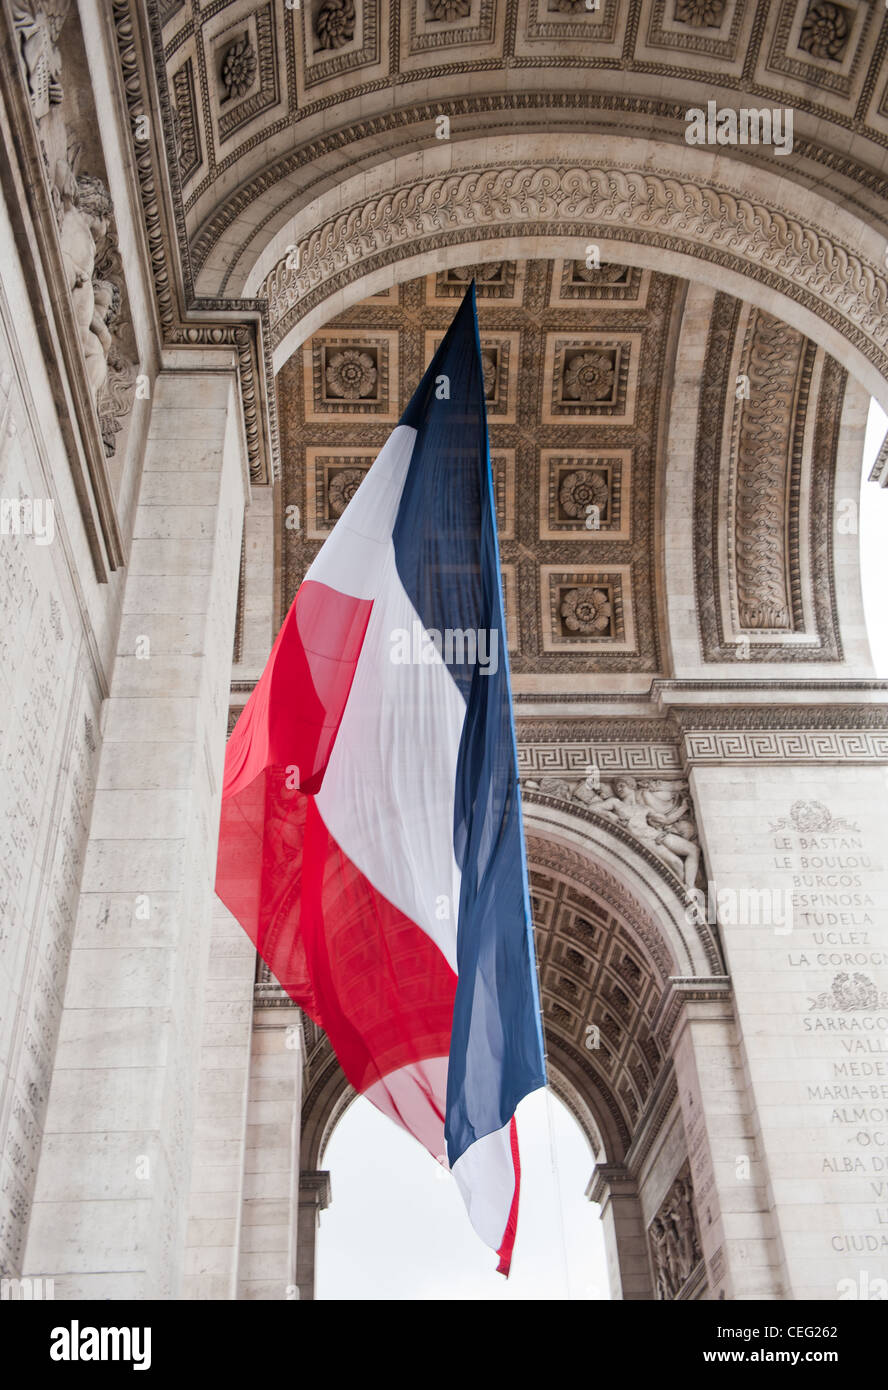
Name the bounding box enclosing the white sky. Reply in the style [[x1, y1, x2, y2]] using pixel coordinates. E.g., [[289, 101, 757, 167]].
[[317, 1087, 610, 1300], [315, 398, 888, 1301]]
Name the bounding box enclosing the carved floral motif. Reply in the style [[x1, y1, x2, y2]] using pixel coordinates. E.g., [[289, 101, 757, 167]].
[[562, 351, 615, 401], [316, 0, 356, 49], [328, 467, 365, 515], [324, 348, 377, 399], [220, 39, 256, 101], [798, 1, 852, 62], [673, 0, 725, 27], [560, 586, 612, 634], [559, 469, 608, 518]]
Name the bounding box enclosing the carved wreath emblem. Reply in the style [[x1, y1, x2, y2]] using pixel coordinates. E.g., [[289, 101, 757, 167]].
[[562, 351, 615, 402], [324, 349, 377, 399], [560, 586, 612, 634], [808, 973, 888, 1013], [769, 799, 862, 835]]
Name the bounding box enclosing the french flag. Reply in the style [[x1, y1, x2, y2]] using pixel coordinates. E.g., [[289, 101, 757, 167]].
[[215, 285, 546, 1274]]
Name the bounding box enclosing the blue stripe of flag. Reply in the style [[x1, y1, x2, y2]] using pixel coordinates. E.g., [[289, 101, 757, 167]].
[[392, 285, 547, 1168]]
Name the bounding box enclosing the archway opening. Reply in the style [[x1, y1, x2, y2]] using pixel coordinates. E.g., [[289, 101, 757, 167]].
[[315, 1087, 609, 1301]]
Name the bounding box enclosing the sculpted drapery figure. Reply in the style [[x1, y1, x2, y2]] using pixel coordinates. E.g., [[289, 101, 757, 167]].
[[14, 4, 121, 410], [526, 768, 701, 889], [13, 0, 70, 120]]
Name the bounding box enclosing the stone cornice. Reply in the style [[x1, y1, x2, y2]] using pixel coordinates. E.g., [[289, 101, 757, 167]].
[[299, 1170, 331, 1211], [649, 977, 735, 1052]]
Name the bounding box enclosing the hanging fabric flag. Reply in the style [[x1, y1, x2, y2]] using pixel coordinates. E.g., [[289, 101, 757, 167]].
[[215, 284, 547, 1274]]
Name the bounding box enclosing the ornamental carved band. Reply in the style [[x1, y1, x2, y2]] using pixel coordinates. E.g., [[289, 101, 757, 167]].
[[262, 164, 888, 376], [734, 310, 806, 631]]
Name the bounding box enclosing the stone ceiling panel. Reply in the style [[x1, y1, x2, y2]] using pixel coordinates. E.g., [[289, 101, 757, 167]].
[[276, 257, 680, 679]]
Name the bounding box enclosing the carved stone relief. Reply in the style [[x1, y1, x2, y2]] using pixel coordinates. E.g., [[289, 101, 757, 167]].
[[13, 2, 136, 457], [694, 293, 844, 662], [524, 771, 701, 890], [648, 1161, 703, 1299]]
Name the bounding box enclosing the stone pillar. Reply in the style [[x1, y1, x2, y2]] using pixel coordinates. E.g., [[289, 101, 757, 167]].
[[182, 899, 255, 1300], [587, 1163, 653, 1300], [24, 352, 247, 1298], [661, 982, 784, 1299], [237, 1008, 304, 1300], [296, 1170, 331, 1302], [688, 756, 888, 1299]]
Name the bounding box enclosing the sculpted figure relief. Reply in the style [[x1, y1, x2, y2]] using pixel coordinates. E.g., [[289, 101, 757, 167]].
[[525, 769, 701, 888], [13, 1, 70, 121], [57, 172, 116, 400], [649, 1169, 703, 1299], [14, 3, 127, 417]]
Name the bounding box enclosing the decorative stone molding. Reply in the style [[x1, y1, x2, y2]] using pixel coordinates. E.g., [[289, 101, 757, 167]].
[[299, 1170, 332, 1211], [732, 310, 809, 631], [694, 293, 844, 662], [684, 728, 888, 765], [649, 976, 734, 1050], [670, 702, 888, 766], [262, 163, 888, 384], [518, 741, 682, 779]]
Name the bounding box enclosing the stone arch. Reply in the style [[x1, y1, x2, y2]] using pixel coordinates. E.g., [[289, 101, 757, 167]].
[[232, 135, 888, 409], [295, 818, 727, 1298]]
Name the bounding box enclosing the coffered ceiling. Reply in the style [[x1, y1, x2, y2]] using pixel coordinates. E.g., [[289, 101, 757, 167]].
[[277, 257, 678, 680], [274, 255, 847, 688], [148, 0, 888, 298]]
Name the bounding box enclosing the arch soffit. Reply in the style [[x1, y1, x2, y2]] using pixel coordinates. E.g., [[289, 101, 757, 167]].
[[299, 820, 695, 1172], [229, 135, 887, 408], [523, 812, 722, 979]]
